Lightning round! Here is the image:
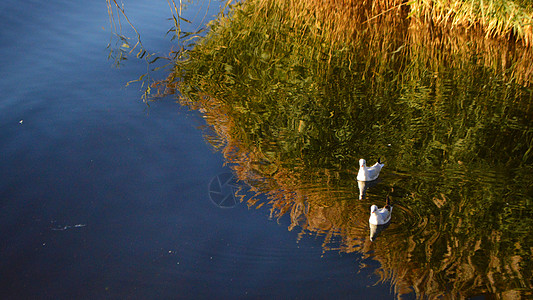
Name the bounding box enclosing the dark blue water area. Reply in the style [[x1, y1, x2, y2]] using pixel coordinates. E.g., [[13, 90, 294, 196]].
[[0, 1, 398, 299]]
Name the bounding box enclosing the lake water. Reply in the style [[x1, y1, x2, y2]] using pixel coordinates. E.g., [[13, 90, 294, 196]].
[[0, 1, 398, 299]]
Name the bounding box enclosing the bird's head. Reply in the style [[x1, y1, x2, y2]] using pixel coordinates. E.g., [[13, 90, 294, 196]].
[[359, 159, 366, 167], [370, 205, 378, 213]]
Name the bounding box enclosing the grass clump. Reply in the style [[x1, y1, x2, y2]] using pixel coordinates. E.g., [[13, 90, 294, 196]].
[[248, 0, 533, 48], [410, 0, 533, 46]]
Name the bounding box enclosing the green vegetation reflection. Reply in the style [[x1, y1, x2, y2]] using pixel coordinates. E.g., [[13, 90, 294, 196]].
[[161, 0, 533, 298]]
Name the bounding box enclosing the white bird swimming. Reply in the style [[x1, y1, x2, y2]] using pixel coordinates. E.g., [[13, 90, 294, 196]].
[[369, 196, 392, 226], [357, 158, 384, 182]]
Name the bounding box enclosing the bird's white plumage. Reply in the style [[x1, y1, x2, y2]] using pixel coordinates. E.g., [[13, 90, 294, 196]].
[[357, 158, 384, 181], [368, 204, 392, 225]]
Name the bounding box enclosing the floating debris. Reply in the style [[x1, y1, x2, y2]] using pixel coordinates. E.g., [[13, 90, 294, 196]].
[[51, 224, 87, 231]]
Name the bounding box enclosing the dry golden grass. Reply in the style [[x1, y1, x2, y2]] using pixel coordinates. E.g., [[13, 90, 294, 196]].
[[410, 0, 533, 46], [265, 0, 533, 47]]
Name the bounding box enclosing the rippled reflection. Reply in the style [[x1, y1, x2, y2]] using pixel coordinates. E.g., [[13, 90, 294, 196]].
[[161, 0, 533, 298]]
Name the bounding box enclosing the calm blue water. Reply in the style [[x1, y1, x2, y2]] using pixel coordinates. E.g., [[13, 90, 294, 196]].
[[0, 1, 395, 298]]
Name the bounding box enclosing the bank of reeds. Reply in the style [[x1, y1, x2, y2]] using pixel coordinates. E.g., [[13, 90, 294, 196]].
[[410, 0, 533, 46], [254, 0, 533, 47], [243, 0, 533, 86]]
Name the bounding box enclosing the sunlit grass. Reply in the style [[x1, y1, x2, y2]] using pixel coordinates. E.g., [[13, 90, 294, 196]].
[[410, 0, 533, 46], [240, 0, 533, 49]]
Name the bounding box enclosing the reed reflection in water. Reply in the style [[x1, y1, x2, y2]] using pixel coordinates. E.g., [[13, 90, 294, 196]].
[[157, 0, 533, 298]]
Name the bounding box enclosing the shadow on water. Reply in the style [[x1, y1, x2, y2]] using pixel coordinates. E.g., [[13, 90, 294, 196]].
[[126, 0, 533, 298]]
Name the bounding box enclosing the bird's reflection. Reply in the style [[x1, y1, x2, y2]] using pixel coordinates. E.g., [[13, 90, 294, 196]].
[[369, 222, 390, 242], [357, 179, 379, 199]]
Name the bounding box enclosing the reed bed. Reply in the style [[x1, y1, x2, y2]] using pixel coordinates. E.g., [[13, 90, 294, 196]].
[[260, 0, 533, 47], [255, 0, 533, 85], [410, 0, 533, 46]]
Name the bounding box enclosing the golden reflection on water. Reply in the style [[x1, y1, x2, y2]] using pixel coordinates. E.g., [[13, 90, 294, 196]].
[[194, 92, 532, 298], [161, 0, 533, 298]]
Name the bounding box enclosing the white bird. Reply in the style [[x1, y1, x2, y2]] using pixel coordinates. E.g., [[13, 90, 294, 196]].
[[369, 196, 392, 226], [357, 158, 384, 182]]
